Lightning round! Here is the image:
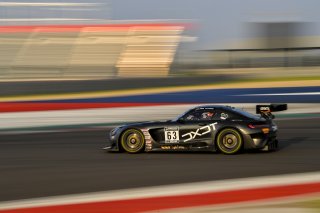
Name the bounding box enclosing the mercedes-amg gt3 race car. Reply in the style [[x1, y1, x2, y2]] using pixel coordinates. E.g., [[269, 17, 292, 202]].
[[105, 104, 287, 154]]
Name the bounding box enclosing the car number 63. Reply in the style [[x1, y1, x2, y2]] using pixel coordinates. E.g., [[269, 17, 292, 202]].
[[164, 127, 179, 143]]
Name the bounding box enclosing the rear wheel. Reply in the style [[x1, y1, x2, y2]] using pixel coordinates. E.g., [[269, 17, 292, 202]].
[[217, 128, 243, 154], [120, 129, 145, 153]]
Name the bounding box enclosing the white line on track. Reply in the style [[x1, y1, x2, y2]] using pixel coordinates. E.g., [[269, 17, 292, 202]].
[[237, 92, 320, 96]]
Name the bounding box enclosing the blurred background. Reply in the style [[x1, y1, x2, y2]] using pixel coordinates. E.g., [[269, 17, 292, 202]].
[[0, 0, 319, 79], [0, 1, 320, 213]]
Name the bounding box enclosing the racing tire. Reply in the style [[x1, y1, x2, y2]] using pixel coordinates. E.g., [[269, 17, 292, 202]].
[[120, 129, 145, 153], [264, 139, 279, 152], [216, 128, 243, 155]]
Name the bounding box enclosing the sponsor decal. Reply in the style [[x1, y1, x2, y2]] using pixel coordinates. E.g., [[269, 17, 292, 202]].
[[182, 122, 218, 142], [142, 129, 152, 150], [146, 141, 152, 151], [220, 113, 228, 120], [161, 145, 186, 150], [260, 106, 270, 112]]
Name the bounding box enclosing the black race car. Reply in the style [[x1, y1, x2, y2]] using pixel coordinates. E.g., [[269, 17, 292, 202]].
[[105, 104, 287, 154]]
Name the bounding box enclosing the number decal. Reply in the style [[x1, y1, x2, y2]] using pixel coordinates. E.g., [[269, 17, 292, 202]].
[[173, 131, 177, 139], [164, 127, 179, 143]]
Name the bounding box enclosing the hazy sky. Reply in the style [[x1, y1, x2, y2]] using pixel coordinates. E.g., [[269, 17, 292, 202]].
[[1, 0, 320, 49], [110, 0, 320, 49]]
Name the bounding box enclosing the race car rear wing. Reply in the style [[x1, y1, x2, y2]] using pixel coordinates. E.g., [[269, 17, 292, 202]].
[[256, 104, 288, 119]]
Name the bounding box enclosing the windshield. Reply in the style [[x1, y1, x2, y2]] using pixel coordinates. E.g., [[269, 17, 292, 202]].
[[232, 108, 261, 120], [173, 109, 193, 121]]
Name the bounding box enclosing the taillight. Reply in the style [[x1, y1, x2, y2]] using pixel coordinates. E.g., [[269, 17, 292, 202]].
[[248, 124, 256, 129], [248, 124, 270, 134], [262, 128, 270, 134]]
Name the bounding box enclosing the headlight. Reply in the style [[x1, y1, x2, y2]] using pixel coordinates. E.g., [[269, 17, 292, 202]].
[[110, 127, 121, 136]]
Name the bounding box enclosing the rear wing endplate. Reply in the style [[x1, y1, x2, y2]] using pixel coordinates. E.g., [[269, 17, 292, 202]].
[[256, 104, 288, 119]]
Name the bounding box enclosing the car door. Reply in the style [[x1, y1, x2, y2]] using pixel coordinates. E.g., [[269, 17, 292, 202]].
[[177, 109, 218, 144]]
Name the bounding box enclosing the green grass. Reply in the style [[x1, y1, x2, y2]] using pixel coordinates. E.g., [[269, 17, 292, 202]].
[[303, 199, 320, 211]]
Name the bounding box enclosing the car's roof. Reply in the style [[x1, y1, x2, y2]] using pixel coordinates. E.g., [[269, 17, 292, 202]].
[[192, 105, 260, 120], [193, 105, 234, 110]]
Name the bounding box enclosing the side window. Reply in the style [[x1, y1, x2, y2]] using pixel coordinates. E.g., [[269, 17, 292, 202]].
[[199, 110, 215, 121], [184, 109, 216, 121], [183, 110, 200, 121]]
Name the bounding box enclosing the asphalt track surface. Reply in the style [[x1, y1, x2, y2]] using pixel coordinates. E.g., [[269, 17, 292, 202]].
[[0, 117, 319, 202]]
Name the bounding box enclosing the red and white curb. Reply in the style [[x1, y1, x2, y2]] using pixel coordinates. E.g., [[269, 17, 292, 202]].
[[0, 172, 319, 213]]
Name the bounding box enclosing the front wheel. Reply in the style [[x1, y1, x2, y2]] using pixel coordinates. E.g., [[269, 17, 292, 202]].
[[216, 128, 243, 154], [120, 129, 145, 153]]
